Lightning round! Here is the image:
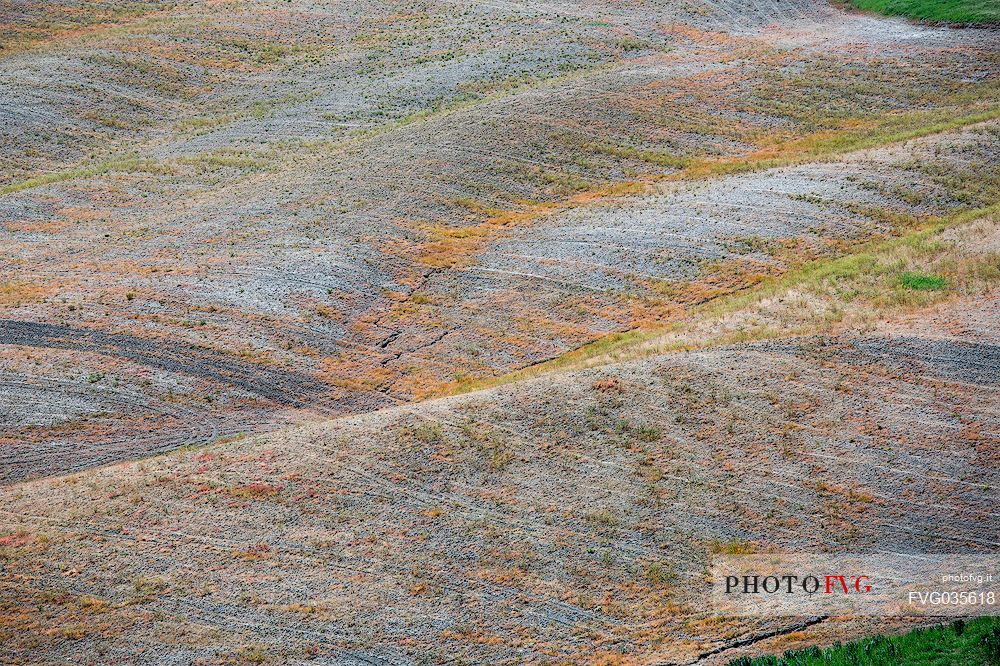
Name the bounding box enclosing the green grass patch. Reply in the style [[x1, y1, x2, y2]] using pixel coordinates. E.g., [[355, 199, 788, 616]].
[[847, 0, 1000, 24], [728, 616, 1000, 666], [900, 271, 948, 291]]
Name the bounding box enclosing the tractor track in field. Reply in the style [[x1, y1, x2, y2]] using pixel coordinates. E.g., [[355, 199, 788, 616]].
[[0, 320, 330, 407]]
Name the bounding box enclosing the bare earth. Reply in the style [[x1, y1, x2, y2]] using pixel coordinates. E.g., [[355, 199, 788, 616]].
[[0, 0, 998, 664]]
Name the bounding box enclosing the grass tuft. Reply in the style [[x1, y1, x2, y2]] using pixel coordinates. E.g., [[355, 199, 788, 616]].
[[900, 271, 948, 291]]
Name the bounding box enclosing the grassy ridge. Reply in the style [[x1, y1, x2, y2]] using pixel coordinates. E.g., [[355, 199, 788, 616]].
[[448, 202, 1000, 395], [682, 105, 1000, 180], [729, 617, 1000, 666], [0, 157, 174, 195], [848, 0, 1000, 24]]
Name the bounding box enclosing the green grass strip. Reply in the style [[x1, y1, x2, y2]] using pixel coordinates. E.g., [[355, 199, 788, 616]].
[[1, 158, 173, 195], [728, 616, 1000, 666], [847, 0, 1000, 24]]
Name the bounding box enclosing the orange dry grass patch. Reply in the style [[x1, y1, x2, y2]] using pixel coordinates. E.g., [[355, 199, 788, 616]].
[[627, 297, 686, 328], [318, 354, 394, 392], [414, 205, 551, 269], [440, 628, 506, 646], [651, 258, 778, 307], [0, 281, 50, 306], [412, 183, 645, 270], [416, 223, 492, 269], [589, 652, 639, 666], [0, 3, 177, 56], [659, 23, 742, 46], [5, 219, 72, 234], [56, 207, 108, 222], [679, 119, 871, 179], [395, 367, 454, 402]]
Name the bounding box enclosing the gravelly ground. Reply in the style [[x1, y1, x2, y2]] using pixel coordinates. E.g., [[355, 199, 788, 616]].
[[3, 120, 997, 481], [1, 294, 996, 663], [1, 3, 999, 661], [2, 0, 999, 479]]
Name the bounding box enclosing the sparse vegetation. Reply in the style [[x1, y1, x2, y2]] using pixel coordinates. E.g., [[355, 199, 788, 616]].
[[710, 539, 759, 555], [453, 204, 1000, 391], [2, 1, 997, 664], [412, 422, 445, 445], [0, 157, 175, 195], [585, 508, 621, 527]]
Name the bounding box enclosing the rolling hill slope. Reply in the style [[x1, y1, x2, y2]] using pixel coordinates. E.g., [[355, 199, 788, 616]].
[[2, 0, 999, 480]]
